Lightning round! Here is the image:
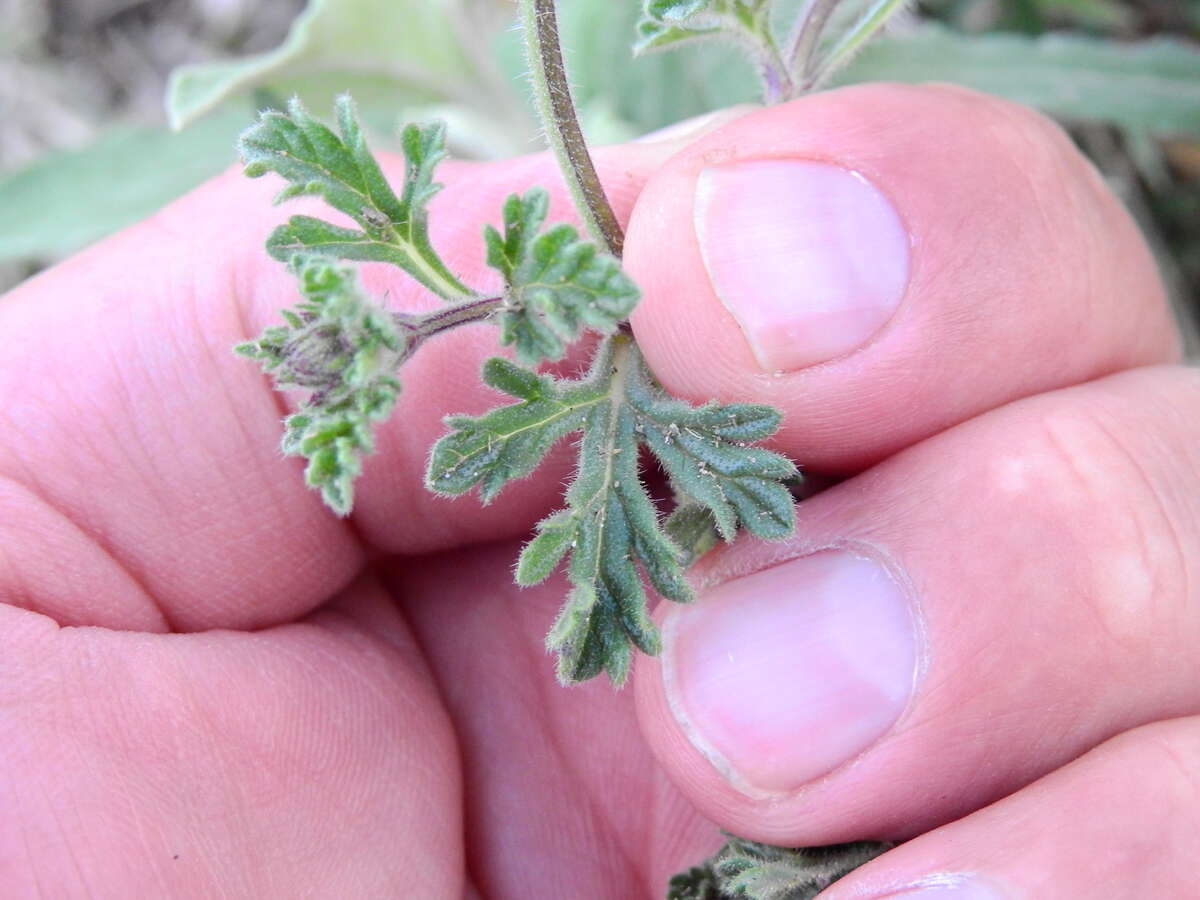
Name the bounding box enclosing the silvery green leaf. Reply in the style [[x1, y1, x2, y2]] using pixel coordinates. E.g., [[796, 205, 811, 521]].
[[427, 335, 796, 685], [669, 837, 893, 900], [487, 188, 641, 363], [239, 95, 473, 300]]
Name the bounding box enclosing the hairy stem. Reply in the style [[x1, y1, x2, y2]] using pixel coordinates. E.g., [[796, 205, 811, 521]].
[[786, 0, 842, 93], [519, 0, 624, 257], [756, 37, 795, 105], [807, 0, 910, 90], [410, 295, 505, 337], [394, 294, 505, 358]]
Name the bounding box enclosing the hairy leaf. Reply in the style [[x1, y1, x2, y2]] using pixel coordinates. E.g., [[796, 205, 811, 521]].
[[668, 837, 893, 900], [0, 110, 248, 265], [838, 26, 1200, 136], [166, 0, 479, 130], [634, 0, 770, 55], [486, 188, 641, 363], [239, 95, 474, 300], [236, 255, 405, 514], [426, 335, 796, 685]]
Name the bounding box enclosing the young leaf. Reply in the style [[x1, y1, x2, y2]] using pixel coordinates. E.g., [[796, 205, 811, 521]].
[[668, 837, 894, 900], [486, 187, 641, 363], [425, 354, 611, 502], [426, 334, 796, 685], [634, 0, 770, 55], [238, 95, 474, 301], [624, 351, 797, 541], [236, 255, 406, 514]]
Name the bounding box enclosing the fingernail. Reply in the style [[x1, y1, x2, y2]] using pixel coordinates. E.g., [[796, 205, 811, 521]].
[[663, 550, 918, 794], [695, 160, 909, 372]]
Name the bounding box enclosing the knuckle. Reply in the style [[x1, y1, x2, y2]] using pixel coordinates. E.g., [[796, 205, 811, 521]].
[[920, 84, 1094, 214], [992, 400, 1190, 647]]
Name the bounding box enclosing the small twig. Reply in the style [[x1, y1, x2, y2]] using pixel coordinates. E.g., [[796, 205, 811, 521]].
[[394, 294, 506, 358], [519, 0, 625, 258], [786, 0, 842, 94]]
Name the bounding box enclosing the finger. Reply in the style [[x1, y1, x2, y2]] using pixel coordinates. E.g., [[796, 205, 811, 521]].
[[384, 540, 724, 897], [818, 717, 1200, 899], [635, 364, 1200, 844], [0, 578, 463, 897], [0, 133, 692, 632], [625, 83, 1180, 471]]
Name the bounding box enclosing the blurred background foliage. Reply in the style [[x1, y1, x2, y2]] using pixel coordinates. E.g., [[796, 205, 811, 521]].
[[0, 0, 1197, 346]]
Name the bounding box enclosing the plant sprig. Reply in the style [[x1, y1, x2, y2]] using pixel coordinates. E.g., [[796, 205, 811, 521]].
[[635, 0, 912, 102], [427, 334, 796, 684], [232, 2, 913, 895], [236, 88, 797, 684]]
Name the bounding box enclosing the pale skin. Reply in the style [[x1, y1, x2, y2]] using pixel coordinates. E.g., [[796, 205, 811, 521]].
[[1, 84, 1197, 897]]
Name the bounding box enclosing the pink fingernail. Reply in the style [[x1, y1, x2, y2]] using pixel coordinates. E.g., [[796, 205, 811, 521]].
[[695, 160, 910, 372], [663, 550, 918, 794]]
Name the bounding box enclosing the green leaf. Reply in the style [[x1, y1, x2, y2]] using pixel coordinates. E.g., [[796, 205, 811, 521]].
[[670, 837, 893, 900], [237, 255, 406, 515], [0, 109, 248, 264], [487, 188, 641, 363], [166, 0, 475, 131], [239, 96, 474, 300], [837, 26, 1200, 136], [624, 352, 797, 541], [634, 0, 760, 56], [426, 335, 796, 685], [663, 503, 721, 567], [426, 355, 610, 502], [633, 19, 720, 55]]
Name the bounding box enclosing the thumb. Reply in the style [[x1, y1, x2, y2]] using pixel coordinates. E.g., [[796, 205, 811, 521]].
[[625, 82, 1174, 473], [625, 82, 1178, 843]]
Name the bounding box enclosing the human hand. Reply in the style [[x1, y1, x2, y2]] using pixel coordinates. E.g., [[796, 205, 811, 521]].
[[0, 84, 1193, 898]]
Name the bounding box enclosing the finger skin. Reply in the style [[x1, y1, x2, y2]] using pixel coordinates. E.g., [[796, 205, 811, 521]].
[[626, 82, 1180, 472], [388, 541, 721, 898], [0, 581, 463, 898], [636, 365, 1200, 845], [0, 141, 679, 632], [819, 717, 1200, 899]]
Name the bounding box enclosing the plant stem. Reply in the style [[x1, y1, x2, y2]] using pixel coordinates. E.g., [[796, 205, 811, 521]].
[[755, 31, 795, 105], [519, 0, 624, 258], [805, 0, 910, 91], [394, 295, 505, 358], [786, 0, 842, 94]]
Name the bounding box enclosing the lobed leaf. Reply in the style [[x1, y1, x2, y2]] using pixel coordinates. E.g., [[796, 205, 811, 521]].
[[625, 351, 798, 541], [634, 0, 767, 56], [427, 334, 796, 685], [669, 837, 893, 900], [487, 188, 641, 364], [238, 96, 473, 300]]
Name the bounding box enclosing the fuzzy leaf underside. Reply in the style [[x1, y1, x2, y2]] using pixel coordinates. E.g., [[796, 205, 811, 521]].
[[487, 188, 640, 364], [667, 838, 894, 900], [426, 335, 796, 685], [236, 255, 404, 514], [635, 0, 769, 55], [238, 95, 472, 300]]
